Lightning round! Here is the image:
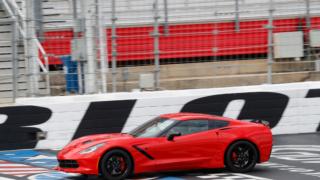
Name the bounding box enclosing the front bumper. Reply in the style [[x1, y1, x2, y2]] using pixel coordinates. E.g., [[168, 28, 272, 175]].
[[56, 152, 101, 175]]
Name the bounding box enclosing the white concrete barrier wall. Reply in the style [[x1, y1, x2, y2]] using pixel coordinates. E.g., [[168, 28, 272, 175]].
[[1, 82, 319, 150]]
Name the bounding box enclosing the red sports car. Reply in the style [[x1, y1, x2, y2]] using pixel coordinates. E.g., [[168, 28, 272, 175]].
[[56, 113, 272, 180]]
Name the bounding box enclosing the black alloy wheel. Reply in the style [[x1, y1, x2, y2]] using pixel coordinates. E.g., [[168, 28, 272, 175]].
[[225, 141, 258, 173], [100, 149, 133, 180]]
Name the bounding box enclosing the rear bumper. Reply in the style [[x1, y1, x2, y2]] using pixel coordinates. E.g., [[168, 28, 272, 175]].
[[259, 142, 273, 163]]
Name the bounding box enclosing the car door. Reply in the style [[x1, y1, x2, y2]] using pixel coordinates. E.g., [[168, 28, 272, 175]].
[[143, 120, 221, 171]]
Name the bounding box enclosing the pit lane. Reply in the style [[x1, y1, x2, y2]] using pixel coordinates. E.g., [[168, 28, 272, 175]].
[[0, 133, 319, 180]]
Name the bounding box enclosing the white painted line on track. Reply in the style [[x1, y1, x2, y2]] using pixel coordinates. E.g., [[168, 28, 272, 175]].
[[0, 168, 49, 171], [197, 173, 273, 180], [3, 171, 49, 175], [0, 160, 49, 178], [233, 173, 273, 180], [0, 164, 29, 167], [0, 177, 15, 180]]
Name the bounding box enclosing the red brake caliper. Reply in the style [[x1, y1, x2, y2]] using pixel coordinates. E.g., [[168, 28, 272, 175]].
[[119, 157, 126, 172], [232, 152, 238, 161]]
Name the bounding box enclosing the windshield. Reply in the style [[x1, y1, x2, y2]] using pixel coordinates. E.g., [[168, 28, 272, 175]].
[[129, 117, 177, 138]]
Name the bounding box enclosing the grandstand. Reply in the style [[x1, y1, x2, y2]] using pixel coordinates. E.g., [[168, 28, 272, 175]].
[[0, 0, 48, 103], [0, 0, 320, 102], [40, 0, 320, 63]]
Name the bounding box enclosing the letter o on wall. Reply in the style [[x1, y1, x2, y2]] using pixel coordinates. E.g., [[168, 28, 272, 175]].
[[181, 92, 289, 128]]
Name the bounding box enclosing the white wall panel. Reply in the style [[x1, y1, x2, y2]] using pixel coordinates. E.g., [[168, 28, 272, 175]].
[[5, 81, 319, 150]]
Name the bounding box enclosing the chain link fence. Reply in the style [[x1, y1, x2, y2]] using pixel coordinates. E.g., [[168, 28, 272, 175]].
[[1, 0, 320, 103]]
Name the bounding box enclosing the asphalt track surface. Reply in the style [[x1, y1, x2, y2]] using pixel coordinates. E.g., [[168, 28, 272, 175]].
[[0, 133, 319, 180]]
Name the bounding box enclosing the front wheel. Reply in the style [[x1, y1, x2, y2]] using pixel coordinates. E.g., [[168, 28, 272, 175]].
[[100, 149, 133, 180], [225, 141, 258, 173]]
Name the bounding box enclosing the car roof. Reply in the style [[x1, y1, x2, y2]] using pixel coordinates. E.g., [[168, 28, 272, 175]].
[[160, 113, 235, 122]]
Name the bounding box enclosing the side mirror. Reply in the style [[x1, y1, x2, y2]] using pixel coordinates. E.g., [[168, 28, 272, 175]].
[[167, 132, 181, 141]]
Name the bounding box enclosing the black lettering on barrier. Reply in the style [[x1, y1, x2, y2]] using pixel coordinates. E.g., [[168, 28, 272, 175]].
[[181, 92, 289, 128], [306, 89, 320, 132], [73, 100, 136, 139], [0, 106, 52, 150]]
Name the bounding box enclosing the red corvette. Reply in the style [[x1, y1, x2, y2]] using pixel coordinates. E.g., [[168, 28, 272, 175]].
[[56, 113, 272, 180]]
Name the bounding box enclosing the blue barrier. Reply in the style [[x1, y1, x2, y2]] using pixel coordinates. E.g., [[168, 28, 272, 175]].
[[60, 56, 79, 93]]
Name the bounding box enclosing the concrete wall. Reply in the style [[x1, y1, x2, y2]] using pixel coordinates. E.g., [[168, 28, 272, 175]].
[[0, 82, 319, 150], [51, 59, 319, 94]]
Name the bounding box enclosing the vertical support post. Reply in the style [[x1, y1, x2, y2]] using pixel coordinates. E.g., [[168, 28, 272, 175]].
[[11, 20, 18, 102], [305, 0, 311, 60], [153, 0, 160, 89], [80, 0, 97, 94], [34, 0, 43, 41], [163, 0, 169, 35], [25, 0, 39, 96], [306, 0, 311, 31], [235, 0, 240, 32], [97, 0, 108, 93], [20, 0, 31, 95], [33, 0, 50, 95], [72, 0, 84, 94], [267, 0, 274, 84], [111, 0, 117, 92]]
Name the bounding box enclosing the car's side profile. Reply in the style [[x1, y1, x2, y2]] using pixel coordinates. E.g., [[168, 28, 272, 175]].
[[56, 113, 273, 180]]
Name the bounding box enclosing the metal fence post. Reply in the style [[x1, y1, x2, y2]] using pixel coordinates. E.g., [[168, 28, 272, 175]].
[[33, 0, 50, 96], [79, 0, 88, 94], [163, 0, 169, 35], [235, 0, 240, 32], [11, 20, 18, 102], [305, 0, 311, 60], [111, 0, 117, 92], [81, 0, 97, 94], [34, 0, 43, 41], [153, 0, 160, 90], [97, 0, 108, 93], [267, 0, 274, 84], [25, 0, 39, 96], [72, 0, 85, 94]]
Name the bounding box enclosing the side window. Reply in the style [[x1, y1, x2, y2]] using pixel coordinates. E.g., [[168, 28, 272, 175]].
[[209, 120, 229, 129], [166, 120, 209, 136]]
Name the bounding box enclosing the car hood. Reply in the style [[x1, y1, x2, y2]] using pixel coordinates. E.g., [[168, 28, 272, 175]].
[[80, 133, 132, 142], [62, 133, 133, 150]]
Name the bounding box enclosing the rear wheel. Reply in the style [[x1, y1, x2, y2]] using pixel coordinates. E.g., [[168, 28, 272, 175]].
[[225, 141, 258, 173], [100, 149, 133, 180]]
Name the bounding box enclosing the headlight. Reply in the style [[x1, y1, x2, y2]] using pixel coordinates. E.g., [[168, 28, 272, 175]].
[[80, 143, 105, 154]]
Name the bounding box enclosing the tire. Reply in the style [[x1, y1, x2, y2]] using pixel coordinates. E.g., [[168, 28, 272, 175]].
[[80, 174, 88, 179], [225, 141, 258, 173], [100, 149, 133, 180]]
